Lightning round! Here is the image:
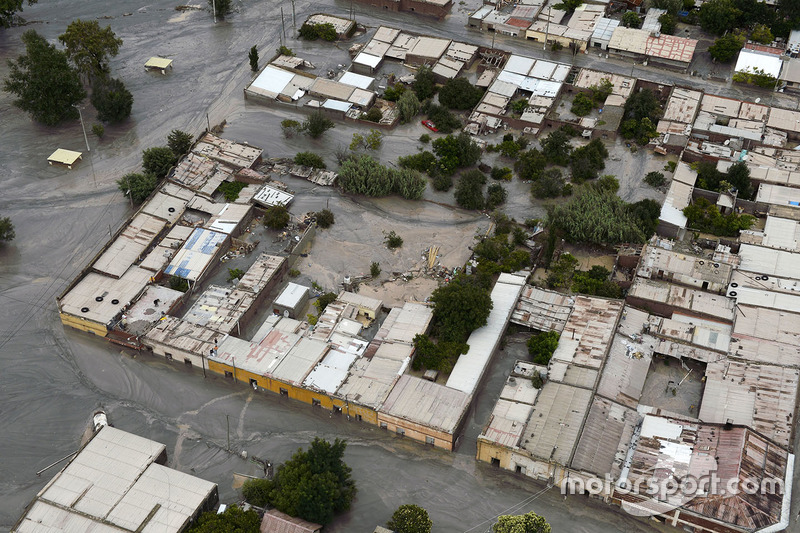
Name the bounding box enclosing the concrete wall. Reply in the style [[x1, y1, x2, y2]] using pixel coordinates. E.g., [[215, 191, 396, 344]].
[[377, 411, 456, 450]]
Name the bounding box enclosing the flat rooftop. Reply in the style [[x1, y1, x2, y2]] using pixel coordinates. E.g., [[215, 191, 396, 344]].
[[60, 266, 151, 326], [192, 133, 262, 170], [628, 278, 736, 322], [571, 396, 639, 478], [380, 375, 470, 434]]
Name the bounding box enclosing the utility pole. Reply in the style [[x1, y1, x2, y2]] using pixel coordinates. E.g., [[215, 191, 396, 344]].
[[292, 0, 296, 30], [543, 5, 551, 51], [281, 7, 286, 41], [226, 414, 230, 451], [212, 0, 217, 24], [73, 105, 90, 152]]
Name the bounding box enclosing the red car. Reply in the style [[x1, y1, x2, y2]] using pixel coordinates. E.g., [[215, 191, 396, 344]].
[[421, 119, 438, 132]]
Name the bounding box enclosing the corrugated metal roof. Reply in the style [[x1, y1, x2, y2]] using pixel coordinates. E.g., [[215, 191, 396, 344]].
[[252, 184, 294, 208], [237, 254, 285, 294], [373, 26, 400, 43], [408, 36, 450, 60], [272, 338, 328, 385], [511, 285, 573, 332], [93, 213, 166, 278], [738, 243, 800, 280], [382, 302, 432, 344], [336, 352, 406, 407], [260, 509, 321, 533], [628, 278, 736, 322], [596, 333, 653, 408], [214, 331, 301, 377], [274, 282, 309, 309], [339, 71, 374, 90], [192, 133, 262, 170], [15, 427, 216, 533], [309, 78, 355, 101], [736, 49, 782, 78], [303, 346, 359, 394], [446, 274, 527, 395], [504, 55, 536, 76], [169, 152, 233, 196], [555, 295, 623, 370], [380, 375, 470, 433], [141, 187, 191, 224], [183, 285, 254, 334], [143, 316, 218, 356], [47, 148, 82, 165], [571, 396, 639, 477], [165, 228, 227, 282]]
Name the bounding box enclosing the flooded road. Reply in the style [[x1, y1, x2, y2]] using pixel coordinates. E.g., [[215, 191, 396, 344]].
[[0, 2, 793, 532]]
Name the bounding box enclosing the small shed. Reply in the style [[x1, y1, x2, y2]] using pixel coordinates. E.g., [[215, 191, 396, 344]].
[[273, 283, 310, 318], [47, 148, 83, 169], [260, 509, 322, 533], [145, 57, 173, 74]]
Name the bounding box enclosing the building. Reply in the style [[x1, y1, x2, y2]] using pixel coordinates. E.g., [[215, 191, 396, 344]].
[[779, 58, 800, 92], [607, 27, 697, 71], [352, 0, 452, 18], [273, 282, 310, 318], [304, 14, 356, 39], [636, 242, 733, 293], [590, 17, 620, 50], [13, 426, 218, 533], [734, 48, 783, 85], [261, 509, 322, 533]]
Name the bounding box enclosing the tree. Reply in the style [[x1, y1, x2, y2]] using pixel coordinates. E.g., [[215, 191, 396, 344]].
[[385, 231, 404, 249], [383, 82, 406, 102], [698, 0, 741, 35], [295, 151, 326, 168], [553, 0, 582, 13], [370, 262, 381, 277], [425, 103, 462, 134], [658, 13, 677, 34], [117, 172, 157, 204], [4, 30, 86, 126], [570, 139, 608, 182], [595, 174, 619, 193], [432, 133, 481, 175], [58, 19, 122, 79], [622, 11, 641, 27], [515, 148, 547, 181], [242, 478, 274, 507], [548, 189, 649, 244], [315, 292, 337, 313], [454, 169, 487, 210], [248, 45, 259, 71], [269, 438, 357, 525], [485, 183, 507, 209], [90, 77, 132, 123], [438, 77, 484, 110], [492, 511, 552, 533], [387, 504, 432, 533], [620, 89, 662, 145], [644, 171, 666, 187], [303, 111, 334, 139], [413, 65, 436, 101], [315, 209, 335, 228], [531, 168, 565, 199], [0, 0, 37, 28], [430, 275, 493, 343], [281, 119, 302, 138], [339, 155, 425, 199], [264, 205, 290, 229], [218, 181, 246, 201], [187, 505, 260, 533], [398, 90, 421, 124], [362, 107, 383, 122], [0, 216, 15, 242], [571, 92, 594, 116], [277, 45, 294, 56], [298, 22, 337, 41], [167, 129, 194, 156], [209, 0, 232, 19], [541, 130, 572, 166], [724, 160, 752, 198], [682, 197, 754, 236], [527, 331, 560, 365], [708, 32, 745, 63], [142, 146, 177, 178]]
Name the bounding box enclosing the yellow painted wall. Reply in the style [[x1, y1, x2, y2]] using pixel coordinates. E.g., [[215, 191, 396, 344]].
[[60, 312, 107, 337], [378, 412, 454, 451]]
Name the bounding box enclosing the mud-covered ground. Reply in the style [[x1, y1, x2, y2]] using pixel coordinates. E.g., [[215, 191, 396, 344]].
[[1, 1, 798, 532]]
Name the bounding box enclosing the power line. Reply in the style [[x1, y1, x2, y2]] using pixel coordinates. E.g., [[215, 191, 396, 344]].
[[461, 483, 554, 533]]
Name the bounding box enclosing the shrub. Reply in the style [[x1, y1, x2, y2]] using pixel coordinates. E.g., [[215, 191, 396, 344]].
[[432, 173, 453, 191], [419, 133, 431, 143], [315, 209, 335, 228], [664, 161, 677, 173], [218, 180, 246, 201], [242, 478, 274, 507], [142, 146, 177, 178], [289, 268, 300, 277], [303, 111, 334, 139], [682, 197, 755, 236], [167, 129, 194, 156], [491, 166, 513, 181], [264, 205, 290, 229], [385, 231, 403, 249], [485, 183, 507, 209], [277, 45, 294, 56], [227, 268, 245, 282], [595, 174, 619, 193], [398, 151, 437, 174], [117, 172, 157, 204], [622, 10, 641, 27], [454, 169, 486, 210], [295, 151, 326, 168], [510, 98, 529, 116], [299, 22, 337, 41], [362, 107, 383, 123], [281, 119, 302, 138], [92, 124, 104, 138], [370, 262, 381, 277], [169, 276, 189, 292], [383, 83, 406, 102], [645, 171, 666, 188]]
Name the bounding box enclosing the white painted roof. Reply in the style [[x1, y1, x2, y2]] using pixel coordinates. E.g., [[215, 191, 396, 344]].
[[735, 49, 783, 78], [339, 71, 374, 89], [248, 65, 295, 99]]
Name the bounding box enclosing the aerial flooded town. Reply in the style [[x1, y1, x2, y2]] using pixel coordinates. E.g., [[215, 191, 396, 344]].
[[3, 0, 800, 532]]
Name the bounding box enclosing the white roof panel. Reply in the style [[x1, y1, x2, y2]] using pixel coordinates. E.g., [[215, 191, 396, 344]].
[[249, 66, 295, 98], [339, 71, 374, 89], [353, 52, 382, 68], [735, 49, 783, 78], [504, 55, 536, 76]]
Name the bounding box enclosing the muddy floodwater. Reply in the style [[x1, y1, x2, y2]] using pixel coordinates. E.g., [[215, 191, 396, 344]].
[[0, 2, 787, 533]]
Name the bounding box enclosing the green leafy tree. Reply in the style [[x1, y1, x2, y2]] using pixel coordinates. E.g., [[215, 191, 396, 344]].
[[303, 111, 335, 139], [708, 32, 745, 62], [242, 478, 274, 507], [430, 275, 493, 343], [269, 438, 356, 525], [90, 77, 132, 123], [218, 181, 246, 201], [491, 166, 513, 181], [425, 103, 462, 134], [413, 65, 436, 101], [117, 172, 157, 204], [548, 189, 649, 244], [454, 169, 487, 210], [264, 205, 290, 229], [277, 45, 294, 56], [485, 183, 507, 209], [4, 30, 86, 126], [398, 90, 421, 124], [546, 252, 578, 288], [186, 505, 260, 533], [595, 174, 619, 193], [370, 262, 381, 277], [362, 107, 383, 122], [170, 276, 189, 292], [541, 130, 572, 166], [315, 209, 335, 228], [298, 22, 337, 41], [515, 148, 547, 181], [510, 98, 529, 116], [383, 82, 406, 102], [658, 13, 677, 34], [295, 151, 326, 168], [438, 77, 484, 110], [248, 45, 259, 71], [142, 146, 177, 178], [622, 11, 641, 27], [58, 19, 122, 79], [0, 216, 15, 242], [227, 267, 245, 282], [209, 0, 232, 19], [628, 198, 662, 239], [570, 139, 608, 182], [315, 292, 337, 313], [620, 89, 662, 145], [532, 168, 565, 199], [492, 511, 552, 533], [399, 151, 438, 174], [553, 0, 582, 12], [571, 92, 594, 116], [724, 160, 752, 198], [698, 0, 741, 35], [572, 265, 622, 298], [387, 504, 433, 533], [0, 0, 37, 28], [682, 197, 754, 236], [281, 119, 302, 138], [527, 331, 560, 365], [432, 133, 481, 175], [167, 129, 194, 156], [645, 171, 666, 187], [385, 231, 404, 249]]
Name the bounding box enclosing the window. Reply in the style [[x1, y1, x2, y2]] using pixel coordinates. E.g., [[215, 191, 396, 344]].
[[515, 465, 526, 475], [491, 458, 500, 467], [425, 436, 435, 445], [396, 427, 405, 436], [355, 414, 362, 422], [224, 371, 233, 379], [380, 422, 388, 429], [312, 398, 321, 407], [165, 352, 173, 361], [184, 358, 192, 366], [249, 378, 258, 390], [333, 405, 342, 413], [279, 388, 288, 396]]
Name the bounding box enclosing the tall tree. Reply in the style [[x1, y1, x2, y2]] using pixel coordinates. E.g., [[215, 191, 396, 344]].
[[142, 146, 177, 178], [492, 512, 552, 533], [413, 65, 436, 101], [0, 0, 37, 28], [0, 216, 15, 242], [269, 438, 357, 525], [303, 111, 334, 139], [186, 505, 260, 533], [397, 90, 421, 124], [4, 30, 86, 126], [209, 0, 232, 18], [698, 0, 741, 35], [58, 19, 122, 79], [430, 275, 493, 343], [167, 129, 194, 156], [248, 45, 258, 72], [91, 77, 132, 123]]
